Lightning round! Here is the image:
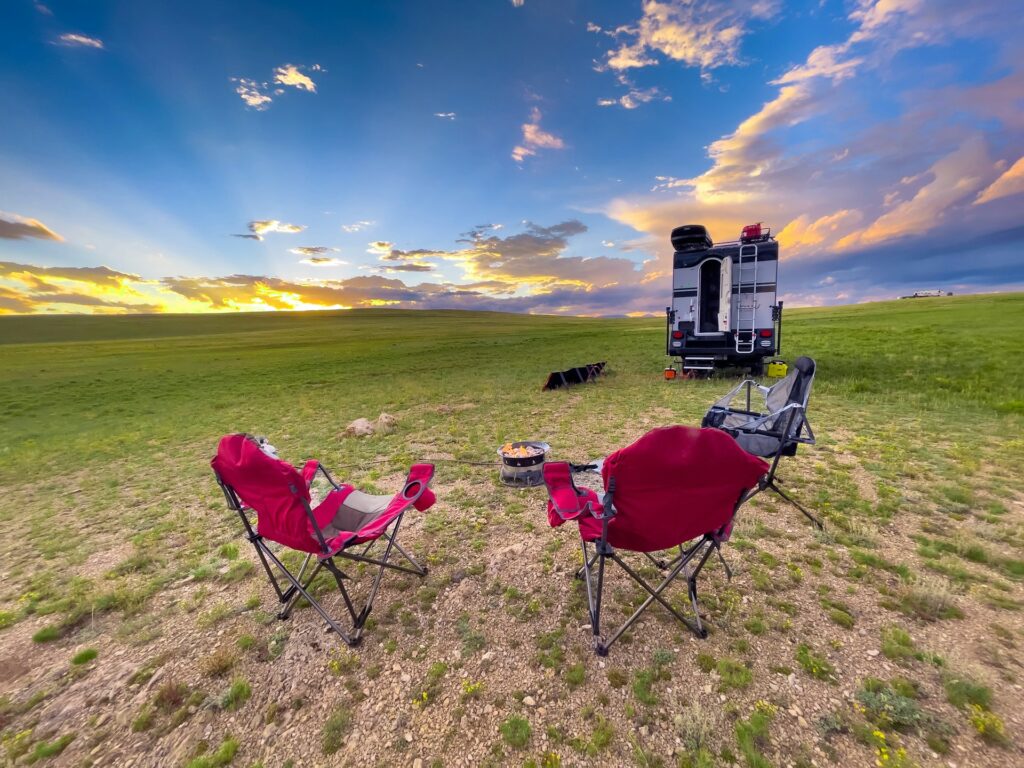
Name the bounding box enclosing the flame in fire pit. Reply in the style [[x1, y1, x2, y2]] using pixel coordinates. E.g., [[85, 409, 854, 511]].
[[500, 442, 544, 458]]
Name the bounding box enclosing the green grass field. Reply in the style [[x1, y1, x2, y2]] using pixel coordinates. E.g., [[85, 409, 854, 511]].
[[0, 293, 1022, 767]]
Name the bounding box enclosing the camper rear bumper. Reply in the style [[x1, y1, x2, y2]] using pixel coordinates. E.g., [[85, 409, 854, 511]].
[[666, 334, 776, 358], [666, 349, 776, 361]]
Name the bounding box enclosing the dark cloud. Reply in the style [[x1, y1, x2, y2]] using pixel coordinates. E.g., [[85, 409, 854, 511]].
[[380, 248, 447, 262], [0, 262, 136, 287], [384, 263, 434, 272], [780, 224, 1024, 304], [0, 213, 63, 241], [0, 286, 35, 313], [289, 246, 338, 257]]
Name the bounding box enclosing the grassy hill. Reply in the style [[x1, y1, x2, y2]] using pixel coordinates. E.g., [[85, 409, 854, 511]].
[[0, 293, 1021, 767]]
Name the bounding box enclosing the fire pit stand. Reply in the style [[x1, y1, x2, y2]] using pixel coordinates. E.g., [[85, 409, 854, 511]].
[[497, 441, 550, 487]]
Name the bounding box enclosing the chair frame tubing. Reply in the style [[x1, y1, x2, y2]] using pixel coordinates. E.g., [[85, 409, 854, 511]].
[[742, 406, 823, 529], [577, 537, 717, 655], [215, 475, 427, 646], [572, 483, 742, 655], [710, 379, 823, 530]]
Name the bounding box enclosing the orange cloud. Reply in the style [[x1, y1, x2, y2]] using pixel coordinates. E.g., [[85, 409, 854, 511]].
[[839, 138, 995, 248], [512, 108, 565, 163], [974, 156, 1024, 206], [776, 210, 863, 257]]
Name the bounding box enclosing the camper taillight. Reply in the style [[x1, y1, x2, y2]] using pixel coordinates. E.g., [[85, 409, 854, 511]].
[[672, 330, 684, 339], [759, 329, 772, 337]]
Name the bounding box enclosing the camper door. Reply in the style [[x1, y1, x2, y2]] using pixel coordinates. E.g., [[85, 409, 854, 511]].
[[718, 257, 732, 332]]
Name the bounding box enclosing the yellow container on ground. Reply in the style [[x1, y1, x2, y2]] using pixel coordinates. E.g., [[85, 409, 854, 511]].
[[767, 360, 788, 378]]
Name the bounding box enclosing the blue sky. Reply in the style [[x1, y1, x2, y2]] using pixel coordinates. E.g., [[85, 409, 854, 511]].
[[1, 0, 1022, 315]]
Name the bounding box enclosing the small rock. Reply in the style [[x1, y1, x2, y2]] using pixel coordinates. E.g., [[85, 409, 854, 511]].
[[404, 732, 414, 743], [523, 696, 537, 707], [344, 418, 375, 437]]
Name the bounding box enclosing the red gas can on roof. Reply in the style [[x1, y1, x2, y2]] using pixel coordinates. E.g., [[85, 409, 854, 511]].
[[741, 223, 762, 241]]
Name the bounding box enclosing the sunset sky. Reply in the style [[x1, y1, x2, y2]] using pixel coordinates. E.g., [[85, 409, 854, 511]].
[[1, 0, 1022, 316]]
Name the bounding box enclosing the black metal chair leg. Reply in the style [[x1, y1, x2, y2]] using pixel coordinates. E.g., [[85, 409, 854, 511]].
[[278, 557, 324, 620], [767, 480, 823, 529]]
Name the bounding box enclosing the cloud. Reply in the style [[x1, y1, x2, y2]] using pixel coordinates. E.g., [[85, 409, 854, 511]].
[[274, 64, 318, 93], [291, 247, 345, 267], [3, 218, 1021, 317], [511, 0, 525, 6], [0, 262, 135, 288], [341, 220, 374, 233], [233, 79, 273, 110], [592, 0, 780, 74], [384, 263, 435, 272], [975, 156, 1024, 206], [249, 220, 305, 236], [232, 64, 321, 110], [367, 241, 394, 255], [55, 33, 104, 49], [378, 248, 448, 263], [776, 210, 863, 256], [0, 212, 63, 241], [0, 261, 164, 314], [300, 257, 347, 267], [374, 220, 656, 295], [606, 0, 1024, 278], [34, 2, 53, 15], [598, 73, 672, 109], [434, 112, 457, 120], [512, 107, 565, 163], [839, 138, 995, 248], [289, 246, 339, 257]]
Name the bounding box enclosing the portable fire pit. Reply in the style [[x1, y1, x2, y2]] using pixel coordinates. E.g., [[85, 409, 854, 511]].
[[498, 441, 550, 487]]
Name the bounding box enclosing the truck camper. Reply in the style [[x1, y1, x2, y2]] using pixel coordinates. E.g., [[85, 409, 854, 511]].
[[666, 223, 782, 375]]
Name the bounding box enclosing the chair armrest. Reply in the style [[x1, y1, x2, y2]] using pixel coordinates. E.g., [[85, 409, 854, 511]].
[[300, 460, 342, 490], [544, 462, 604, 523]]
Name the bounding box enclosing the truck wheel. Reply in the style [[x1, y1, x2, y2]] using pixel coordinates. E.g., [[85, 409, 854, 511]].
[[749, 359, 764, 377]]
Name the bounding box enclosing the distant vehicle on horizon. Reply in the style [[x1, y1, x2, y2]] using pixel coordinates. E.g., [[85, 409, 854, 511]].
[[900, 290, 954, 299], [665, 222, 782, 376]]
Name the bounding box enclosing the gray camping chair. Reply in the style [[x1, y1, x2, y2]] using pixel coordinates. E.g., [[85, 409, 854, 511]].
[[702, 357, 822, 528]]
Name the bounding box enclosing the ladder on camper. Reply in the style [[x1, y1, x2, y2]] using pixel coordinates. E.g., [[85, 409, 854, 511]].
[[735, 244, 759, 353]]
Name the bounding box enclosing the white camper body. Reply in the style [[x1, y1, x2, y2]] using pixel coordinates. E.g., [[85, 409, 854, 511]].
[[666, 225, 782, 374]]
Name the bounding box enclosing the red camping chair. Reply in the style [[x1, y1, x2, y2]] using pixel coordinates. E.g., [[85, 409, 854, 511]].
[[211, 434, 435, 646], [543, 426, 768, 655]]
